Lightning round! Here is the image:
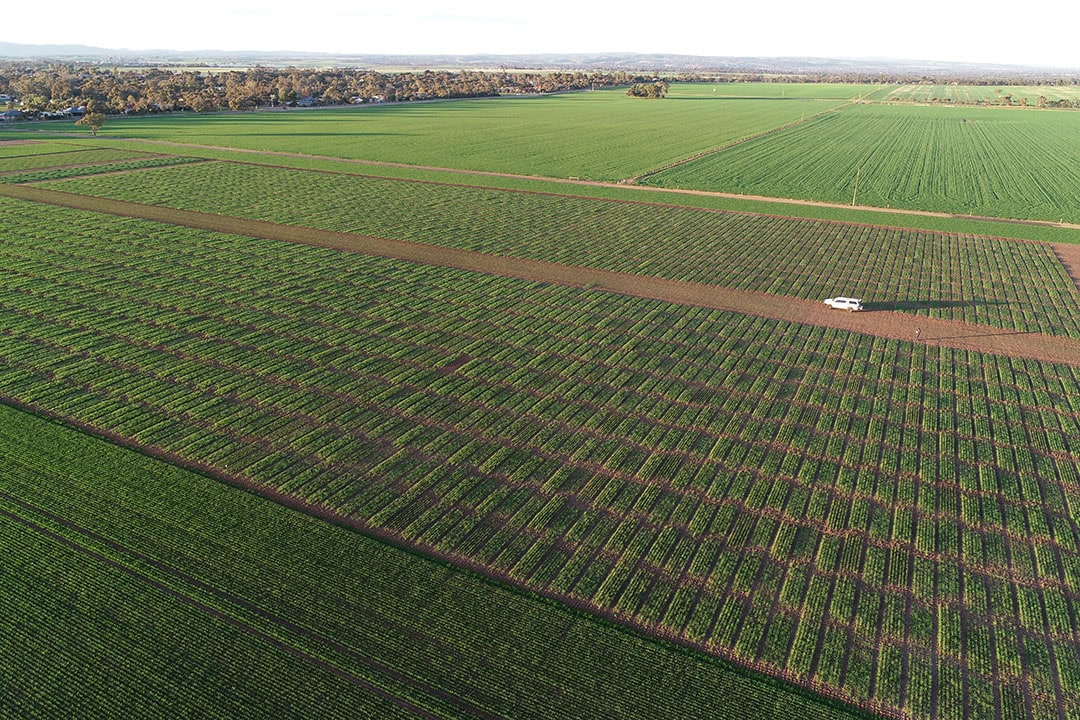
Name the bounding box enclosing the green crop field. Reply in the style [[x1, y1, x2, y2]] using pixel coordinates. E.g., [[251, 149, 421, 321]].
[[0, 146, 154, 172], [0, 403, 871, 720], [1, 81, 1079, 720], [0, 140, 103, 158], [45, 161, 1080, 336], [38, 85, 848, 180], [643, 103, 1080, 223], [882, 84, 1080, 105], [0, 196, 1077, 719]]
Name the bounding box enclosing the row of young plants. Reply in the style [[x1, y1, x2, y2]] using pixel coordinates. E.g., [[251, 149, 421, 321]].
[[42, 160, 1080, 337], [0, 198, 1077, 719], [4, 198, 1075, 574]]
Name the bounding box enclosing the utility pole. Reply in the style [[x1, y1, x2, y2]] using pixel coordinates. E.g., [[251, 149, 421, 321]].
[[851, 166, 861, 207]]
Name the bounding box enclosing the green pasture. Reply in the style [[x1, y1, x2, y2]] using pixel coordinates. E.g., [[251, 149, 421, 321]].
[[21, 85, 845, 181], [644, 102, 1080, 223], [670, 82, 884, 100]]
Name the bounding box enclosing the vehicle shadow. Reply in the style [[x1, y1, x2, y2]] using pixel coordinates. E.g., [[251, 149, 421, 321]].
[[867, 299, 1008, 312]]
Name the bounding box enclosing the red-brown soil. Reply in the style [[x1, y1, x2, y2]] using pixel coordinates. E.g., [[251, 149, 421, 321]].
[[1052, 242, 1080, 292], [3, 182, 1078, 367]]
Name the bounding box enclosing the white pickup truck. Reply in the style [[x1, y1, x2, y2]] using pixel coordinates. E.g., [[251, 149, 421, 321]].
[[824, 297, 863, 312]]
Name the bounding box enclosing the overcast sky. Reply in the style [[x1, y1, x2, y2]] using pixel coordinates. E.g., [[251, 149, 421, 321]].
[[8, 0, 1080, 70]]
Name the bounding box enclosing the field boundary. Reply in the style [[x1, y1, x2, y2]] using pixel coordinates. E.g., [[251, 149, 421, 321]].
[[2, 182, 1078, 367]]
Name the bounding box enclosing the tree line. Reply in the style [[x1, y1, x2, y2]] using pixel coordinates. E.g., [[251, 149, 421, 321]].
[[0, 64, 673, 114], [4, 62, 1078, 116]]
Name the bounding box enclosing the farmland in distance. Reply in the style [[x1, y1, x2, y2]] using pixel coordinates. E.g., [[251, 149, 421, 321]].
[[642, 103, 1080, 223], [41, 84, 858, 180], [882, 85, 1080, 105]]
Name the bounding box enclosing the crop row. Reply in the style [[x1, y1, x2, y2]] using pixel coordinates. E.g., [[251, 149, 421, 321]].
[[43, 160, 1080, 337], [644, 103, 1080, 225], [0, 147, 154, 172], [2, 155, 206, 184], [0, 198, 1077, 718]]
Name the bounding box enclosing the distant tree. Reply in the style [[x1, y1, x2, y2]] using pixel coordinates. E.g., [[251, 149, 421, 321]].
[[20, 93, 47, 111], [626, 81, 669, 99], [75, 111, 106, 135]]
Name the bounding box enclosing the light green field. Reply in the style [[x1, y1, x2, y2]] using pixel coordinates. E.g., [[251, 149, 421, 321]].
[[39, 85, 848, 181], [643, 102, 1080, 223], [44, 162, 1080, 335], [884, 84, 1080, 105], [26, 134, 1079, 245], [670, 83, 884, 99]]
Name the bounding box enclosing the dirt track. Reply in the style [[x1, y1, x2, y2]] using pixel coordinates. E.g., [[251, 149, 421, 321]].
[[3, 182, 1079, 367]]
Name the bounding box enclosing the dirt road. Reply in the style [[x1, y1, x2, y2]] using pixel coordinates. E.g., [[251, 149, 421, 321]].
[[3, 182, 1078, 367]]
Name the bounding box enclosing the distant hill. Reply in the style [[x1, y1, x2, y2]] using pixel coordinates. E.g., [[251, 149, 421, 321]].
[[1, 41, 1077, 76]]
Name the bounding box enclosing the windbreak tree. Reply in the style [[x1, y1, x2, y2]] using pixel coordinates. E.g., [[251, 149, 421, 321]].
[[75, 111, 106, 135]]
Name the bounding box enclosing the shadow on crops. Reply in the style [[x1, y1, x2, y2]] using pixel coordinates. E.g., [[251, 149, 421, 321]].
[[869, 298, 1008, 312], [664, 96, 818, 101], [211, 132, 407, 138]]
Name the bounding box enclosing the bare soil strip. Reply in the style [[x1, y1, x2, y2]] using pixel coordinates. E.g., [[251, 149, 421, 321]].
[[3, 183, 1078, 367]]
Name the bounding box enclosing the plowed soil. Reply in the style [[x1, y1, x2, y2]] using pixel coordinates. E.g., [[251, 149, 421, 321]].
[[3, 182, 1078, 367]]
